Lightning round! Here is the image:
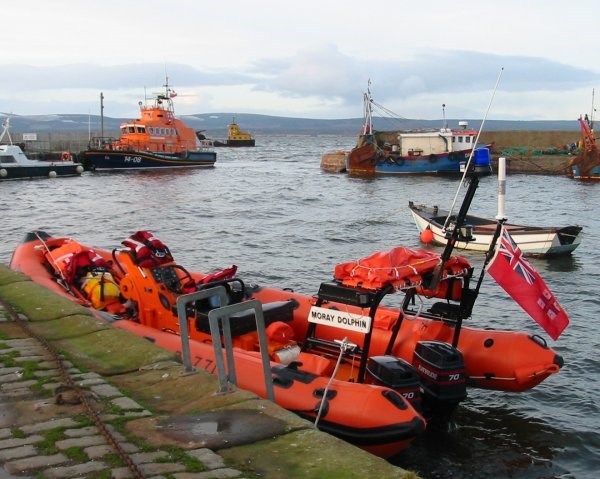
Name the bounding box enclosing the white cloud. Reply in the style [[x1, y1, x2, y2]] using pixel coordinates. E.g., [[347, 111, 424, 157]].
[[1, 0, 599, 120]]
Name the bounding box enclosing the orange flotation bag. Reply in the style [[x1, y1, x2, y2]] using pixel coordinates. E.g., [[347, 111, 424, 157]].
[[45, 241, 111, 284], [334, 247, 471, 291]]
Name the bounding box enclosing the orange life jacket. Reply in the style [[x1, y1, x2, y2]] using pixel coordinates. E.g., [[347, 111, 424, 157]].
[[45, 241, 111, 284]]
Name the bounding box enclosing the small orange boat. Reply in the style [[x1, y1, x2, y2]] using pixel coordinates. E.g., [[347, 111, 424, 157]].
[[81, 78, 216, 171], [10, 224, 564, 457]]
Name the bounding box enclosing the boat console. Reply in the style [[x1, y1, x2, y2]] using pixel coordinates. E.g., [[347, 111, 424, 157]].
[[306, 278, 467, 419]]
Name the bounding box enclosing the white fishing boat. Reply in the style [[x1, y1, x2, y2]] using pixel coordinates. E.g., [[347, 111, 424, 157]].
[[409, 158, 583, 258], [0, 118, 84, 180]]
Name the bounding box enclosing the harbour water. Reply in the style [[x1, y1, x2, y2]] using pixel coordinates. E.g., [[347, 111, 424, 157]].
[[1, 135, 598, 478]]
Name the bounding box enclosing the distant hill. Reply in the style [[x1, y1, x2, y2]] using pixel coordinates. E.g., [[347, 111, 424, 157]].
[[0, 111, 581, 135]]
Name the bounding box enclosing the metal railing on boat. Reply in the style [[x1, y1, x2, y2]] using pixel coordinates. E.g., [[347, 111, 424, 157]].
[[176, 287, 275, 401]]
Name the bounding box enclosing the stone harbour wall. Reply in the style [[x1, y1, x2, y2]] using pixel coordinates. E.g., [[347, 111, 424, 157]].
[[0, 265, 418, 479]]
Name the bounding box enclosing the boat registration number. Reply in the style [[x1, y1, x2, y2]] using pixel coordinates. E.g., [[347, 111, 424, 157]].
[[308, 306, 371, 333], [124, 156, 142, 163]]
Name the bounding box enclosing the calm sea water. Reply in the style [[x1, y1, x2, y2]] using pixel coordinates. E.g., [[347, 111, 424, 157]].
[[1, 135, 598, 478]]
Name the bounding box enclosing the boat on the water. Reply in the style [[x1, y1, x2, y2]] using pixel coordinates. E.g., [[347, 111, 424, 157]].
[[10, 198, 565, 457], [567, 114, 600, 180], [80, 79, 216, 171], [411, 156, 583, 257], [409, 203, 582, 257], [0, 119, 84, 180], [197, 118, 255, 147], [343, 83, 492, 175], [11, 231, 429, 458]]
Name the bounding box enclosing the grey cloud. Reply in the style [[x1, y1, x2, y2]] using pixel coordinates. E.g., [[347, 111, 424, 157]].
[[0, 48, 598, 117], [250, 48, 600, 107]]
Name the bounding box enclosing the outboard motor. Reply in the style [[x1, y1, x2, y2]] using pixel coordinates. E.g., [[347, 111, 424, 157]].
[[366, 355, 422, 413], [412, 340, 466, 421]]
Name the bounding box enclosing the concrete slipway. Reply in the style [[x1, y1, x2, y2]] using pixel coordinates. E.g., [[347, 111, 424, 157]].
[[0, 265, 418, 479]]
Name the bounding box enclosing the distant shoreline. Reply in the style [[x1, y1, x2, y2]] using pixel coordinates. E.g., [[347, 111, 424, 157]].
[[1, 111, 583, 136]]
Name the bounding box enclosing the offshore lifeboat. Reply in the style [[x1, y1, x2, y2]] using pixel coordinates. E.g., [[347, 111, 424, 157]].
[[80, 78, 216, 171], [10, 231, 426, 458]]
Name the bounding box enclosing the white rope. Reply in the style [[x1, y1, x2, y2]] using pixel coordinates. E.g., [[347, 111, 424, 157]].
[[314, 337, 350, 427], [401, 299, 425, 322]]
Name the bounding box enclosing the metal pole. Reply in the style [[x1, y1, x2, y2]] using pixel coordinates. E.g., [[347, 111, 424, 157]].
[[100, 92, 104, 143], [496, 157, 507, 220]]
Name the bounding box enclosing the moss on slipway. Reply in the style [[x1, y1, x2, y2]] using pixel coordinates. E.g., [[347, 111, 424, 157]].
[[0, 264, 419, 479]]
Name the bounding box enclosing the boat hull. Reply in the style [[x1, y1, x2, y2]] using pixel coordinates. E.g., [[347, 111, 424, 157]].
[[409, 203, 582, 258], [81, 149, 216, 171], [0, 163, 84, 180], [568, 164, 600, 180], [213, 139, 256, 147], [346, 144, 492, 175]]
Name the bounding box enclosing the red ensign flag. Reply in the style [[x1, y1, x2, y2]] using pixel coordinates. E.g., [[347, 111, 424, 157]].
[[486, 226, 570, 340]]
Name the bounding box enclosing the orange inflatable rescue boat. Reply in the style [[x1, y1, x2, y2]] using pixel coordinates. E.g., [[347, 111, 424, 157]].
[[10, 231, 427, 458], [10, 227, 564, 458]]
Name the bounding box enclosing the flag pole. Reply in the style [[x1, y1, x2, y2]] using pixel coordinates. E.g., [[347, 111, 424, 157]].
[[473, 157, 507, 294]]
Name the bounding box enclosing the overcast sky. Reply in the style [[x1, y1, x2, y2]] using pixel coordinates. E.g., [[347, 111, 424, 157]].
[[1, 0, 599, 121]]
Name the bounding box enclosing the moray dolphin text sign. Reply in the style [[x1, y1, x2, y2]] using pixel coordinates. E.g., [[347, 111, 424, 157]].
[[308, 306, 371, 333]]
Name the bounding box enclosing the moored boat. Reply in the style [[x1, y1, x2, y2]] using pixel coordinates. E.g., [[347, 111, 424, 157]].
[[197, 118, 255, 147], [80, 79, 216, 171], [343, 83, 492, 175], [0, 119, 84, 180], [411, 156, 583, 257], [409, 202, 582, 257], [567, 114, 600, 180]]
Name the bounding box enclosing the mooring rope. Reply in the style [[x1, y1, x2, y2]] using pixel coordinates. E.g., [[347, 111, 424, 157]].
[[314, 337, 351, 428]]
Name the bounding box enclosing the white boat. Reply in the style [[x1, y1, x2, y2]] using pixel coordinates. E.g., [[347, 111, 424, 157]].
[[409, 157, 582, 258], [0, 118, 84, 180], [409, 203, 582, 258]]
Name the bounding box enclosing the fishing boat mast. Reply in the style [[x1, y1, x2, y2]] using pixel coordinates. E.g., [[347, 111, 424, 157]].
[[362, 79, 373, 135], [590, 88, 595, 130]]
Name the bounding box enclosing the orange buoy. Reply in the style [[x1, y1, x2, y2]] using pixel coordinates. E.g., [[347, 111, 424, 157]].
[[420, 227, 434, 243]]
